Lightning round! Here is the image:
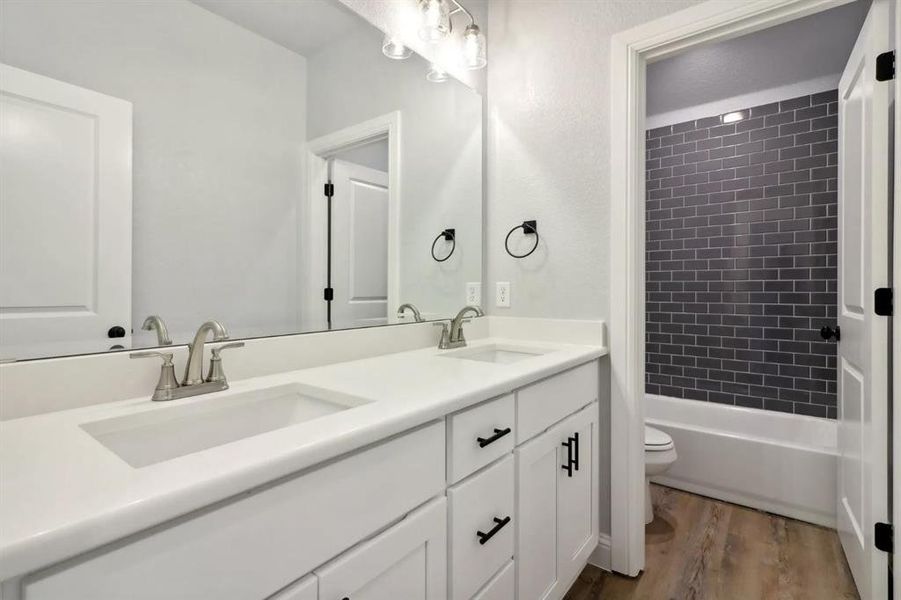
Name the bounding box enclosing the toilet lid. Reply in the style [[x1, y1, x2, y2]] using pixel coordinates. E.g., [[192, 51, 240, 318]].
[[645, 426, 673, 451]]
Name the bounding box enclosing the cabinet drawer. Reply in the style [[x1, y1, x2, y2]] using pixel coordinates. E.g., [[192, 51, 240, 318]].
[[472, 560, 514, 600], [447, 394, 514, 483], [22, 422, 445, 600], [448, 455, 514, 600], [516, 361, 598, 443]]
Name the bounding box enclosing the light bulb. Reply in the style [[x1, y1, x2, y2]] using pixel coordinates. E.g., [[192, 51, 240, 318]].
[[382, 33, 412, 60], [462, 24, 486, 70], [419, 0, 450, 43], [426, 62, 449, 83]]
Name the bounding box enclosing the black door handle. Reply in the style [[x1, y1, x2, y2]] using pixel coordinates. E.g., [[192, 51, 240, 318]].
[[820, 325, 841, 341], [108, 325, 126, 338], [476, 516, 511, 545], [477, 427, 511, 448]]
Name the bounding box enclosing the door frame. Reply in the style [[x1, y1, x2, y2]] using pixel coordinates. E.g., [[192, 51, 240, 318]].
[[302, 112, 401, 331], [609, 0, 869, 576]]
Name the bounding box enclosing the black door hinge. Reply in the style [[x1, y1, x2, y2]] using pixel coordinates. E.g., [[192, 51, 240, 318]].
[[323, 287, 334, 301], [875, 522, 893, 553], [876, 51, 895, 81], [875, 287, 893, 316], [324, 182, 334, 197]]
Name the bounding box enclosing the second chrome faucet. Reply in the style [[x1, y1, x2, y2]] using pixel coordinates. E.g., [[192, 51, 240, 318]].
[[434, 305, 484, 349]]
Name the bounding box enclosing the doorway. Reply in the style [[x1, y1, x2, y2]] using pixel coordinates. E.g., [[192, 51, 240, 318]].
[[609, 2, 896, 596], [303, 112, 401, 333]]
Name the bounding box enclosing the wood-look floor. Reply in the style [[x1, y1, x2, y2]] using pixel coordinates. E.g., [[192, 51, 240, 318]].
[[565, 485, 859, 600]]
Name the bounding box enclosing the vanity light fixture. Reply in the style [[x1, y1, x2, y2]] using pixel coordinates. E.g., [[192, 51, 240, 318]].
[[426, 62, 449, 83], [417, 0, 487, 76], [419, 0, 451, 42], [462, 23, 486, 70], [382, 33, 413, 60]]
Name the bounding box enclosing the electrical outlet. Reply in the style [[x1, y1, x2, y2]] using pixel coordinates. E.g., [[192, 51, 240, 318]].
[[466, 282, 482, 306], [496, 282, 511, 308]]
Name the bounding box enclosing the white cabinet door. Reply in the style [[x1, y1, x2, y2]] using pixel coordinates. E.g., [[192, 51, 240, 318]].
[[556, 405, 599, 590], [316, 497, 447, 600], [515, 423, 563, 600], [0, 64, 132, 353], [515, 404, 599, 600]]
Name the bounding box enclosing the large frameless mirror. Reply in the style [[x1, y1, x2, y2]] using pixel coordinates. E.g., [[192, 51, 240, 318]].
[[0, 0, 483, 361]]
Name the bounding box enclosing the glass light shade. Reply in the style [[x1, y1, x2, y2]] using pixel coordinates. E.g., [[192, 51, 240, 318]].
[[462, 24, 486, 70], [419, 0, 450, 43], [426, 62, 449, 83], [382, 34, 413, 60]]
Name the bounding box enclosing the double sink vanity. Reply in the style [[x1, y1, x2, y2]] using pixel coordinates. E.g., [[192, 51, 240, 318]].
[[0, 320, 607, 600]]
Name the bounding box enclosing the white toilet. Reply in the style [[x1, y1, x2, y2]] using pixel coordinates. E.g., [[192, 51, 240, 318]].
[[644, 425, 677, 524]]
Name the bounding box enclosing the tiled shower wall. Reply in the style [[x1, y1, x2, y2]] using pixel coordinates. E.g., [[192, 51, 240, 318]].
[[645, 90, 838, 418]]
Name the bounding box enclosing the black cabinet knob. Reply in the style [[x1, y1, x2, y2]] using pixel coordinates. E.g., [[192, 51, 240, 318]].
[[107, 325, 126, 338], [819, 325, 840, 341]]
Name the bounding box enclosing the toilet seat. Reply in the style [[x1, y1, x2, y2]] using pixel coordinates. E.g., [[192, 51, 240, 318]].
[[644, 426, 674, 452]]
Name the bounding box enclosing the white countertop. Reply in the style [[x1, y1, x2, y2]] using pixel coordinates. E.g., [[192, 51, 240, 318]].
[[0, 337, 606, 581]]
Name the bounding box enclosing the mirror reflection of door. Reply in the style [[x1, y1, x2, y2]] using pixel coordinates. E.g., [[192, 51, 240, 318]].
[[328, 139, 389, 330]]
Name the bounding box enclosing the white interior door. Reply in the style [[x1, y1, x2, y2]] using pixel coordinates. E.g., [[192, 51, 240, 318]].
[[330, 158, 389, 329], [0, 64, 132, 356], [836, 1, 892, 597]]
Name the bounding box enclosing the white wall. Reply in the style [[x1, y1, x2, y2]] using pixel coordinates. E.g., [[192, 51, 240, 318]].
[[335, 138, 390, 172], [306, 25, 482, 318], [646, 0, 867, 127], [485, 0, 702, 322], [0, 0, 307, 340], [484, 0, 706, 545]]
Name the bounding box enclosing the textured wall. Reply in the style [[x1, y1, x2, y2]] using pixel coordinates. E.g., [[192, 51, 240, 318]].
[[645, 91, 838, 418], [485, 0, 703, 321]]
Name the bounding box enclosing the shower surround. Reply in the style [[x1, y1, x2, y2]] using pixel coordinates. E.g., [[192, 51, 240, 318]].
[[645, 90, 838, 418]]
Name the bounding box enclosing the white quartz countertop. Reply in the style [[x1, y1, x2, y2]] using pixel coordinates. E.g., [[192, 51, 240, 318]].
[[0, 337, 606, 580]]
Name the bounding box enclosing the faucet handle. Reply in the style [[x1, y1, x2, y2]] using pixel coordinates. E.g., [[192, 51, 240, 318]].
[[130, 351, 179, 401], [130, 351, 174, 365], [210, 341, 244, 359], [206, 342, 244, 384]]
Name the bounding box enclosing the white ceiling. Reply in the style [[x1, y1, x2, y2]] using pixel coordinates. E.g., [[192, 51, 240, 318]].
[[647, 0, 870, 117], [190, 0, 366, 58]]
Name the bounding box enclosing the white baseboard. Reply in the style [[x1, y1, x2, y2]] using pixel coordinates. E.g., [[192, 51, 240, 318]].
[[587, 533, 611, 571]]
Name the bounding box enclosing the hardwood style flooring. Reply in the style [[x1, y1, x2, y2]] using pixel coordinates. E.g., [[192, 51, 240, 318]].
[[564, 485, 859, 600]]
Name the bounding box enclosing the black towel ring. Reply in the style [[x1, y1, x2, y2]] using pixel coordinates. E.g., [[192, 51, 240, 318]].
[[431, 229, 456, 262], [505, 220, 539, 259]]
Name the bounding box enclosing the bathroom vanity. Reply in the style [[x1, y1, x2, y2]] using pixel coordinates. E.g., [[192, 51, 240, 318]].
[[0, 332, 606, 600]]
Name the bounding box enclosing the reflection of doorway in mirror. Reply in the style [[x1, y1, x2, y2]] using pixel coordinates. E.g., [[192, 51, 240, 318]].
[[328, 142, 389, 330]]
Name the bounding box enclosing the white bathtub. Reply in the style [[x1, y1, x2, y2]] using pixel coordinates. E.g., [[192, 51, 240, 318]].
[[646, 394, 838, 527]]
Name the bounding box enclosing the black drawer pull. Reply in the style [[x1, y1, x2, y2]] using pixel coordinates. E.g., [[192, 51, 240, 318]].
[[476, 516, 511, 545], [477, 427, 511, 448]]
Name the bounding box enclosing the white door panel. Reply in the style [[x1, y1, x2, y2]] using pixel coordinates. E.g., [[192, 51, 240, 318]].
[[330, 159, 388, 329], [836, 2, 892, 598], [0, 64, 132, 354]]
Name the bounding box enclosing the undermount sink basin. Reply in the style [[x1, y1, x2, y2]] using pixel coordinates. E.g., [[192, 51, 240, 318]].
[[441, 344, 553, 365], [81, 383, 370, 468]]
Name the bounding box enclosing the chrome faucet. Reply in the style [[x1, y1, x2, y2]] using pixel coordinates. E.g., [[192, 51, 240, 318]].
[[183, 320, 229, 385], [142, 315, 172, 345], [435, 305, 484, 349], [130, 320, 243, 402], [397, 303, 424, 323]]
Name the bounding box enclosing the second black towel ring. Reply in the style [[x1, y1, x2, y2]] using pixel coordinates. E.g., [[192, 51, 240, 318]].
[[431, 229, 456, 262], [505, 220, 539, 259]]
